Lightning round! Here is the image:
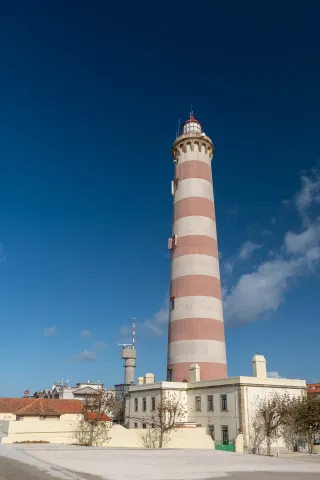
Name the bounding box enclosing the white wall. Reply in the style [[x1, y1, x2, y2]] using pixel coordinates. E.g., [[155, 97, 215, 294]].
[[1, 414, 82, 445], [243, 383, 305, 454], [106, 425, 214, 449], [0, 415, 214, 450], [187, 384, 240, 442], [125, 383, 188, 429]]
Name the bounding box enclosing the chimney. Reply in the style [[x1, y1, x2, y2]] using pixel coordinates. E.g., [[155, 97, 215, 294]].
[[137, 376, 144, 385], [144, 373, 155, 384], [252, 354, 267, 378], [189, 363, 200, 382]]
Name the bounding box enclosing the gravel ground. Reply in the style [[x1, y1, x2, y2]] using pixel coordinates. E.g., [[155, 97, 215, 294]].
[[1, 444, 320, 480]]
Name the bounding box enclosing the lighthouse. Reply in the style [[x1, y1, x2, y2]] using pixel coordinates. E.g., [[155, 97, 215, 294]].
[[167, 113, 227, 382]]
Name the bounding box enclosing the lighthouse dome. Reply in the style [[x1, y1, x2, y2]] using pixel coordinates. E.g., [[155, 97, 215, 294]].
[[181, 113, 202, 135]]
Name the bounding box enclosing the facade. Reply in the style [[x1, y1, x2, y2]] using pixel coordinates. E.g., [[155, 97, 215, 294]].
[[0, 398, 83, 444], [167, 113, 227, 382], [34, 380, 111, 401], [125, 355, 306, 453]]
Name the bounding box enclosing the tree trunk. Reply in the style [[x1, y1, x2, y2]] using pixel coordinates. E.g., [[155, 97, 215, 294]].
[[89, 423, 95, 446], [307, 431, 313, 454], [159, 430, 164, 448], [266, 435, 271, 456]]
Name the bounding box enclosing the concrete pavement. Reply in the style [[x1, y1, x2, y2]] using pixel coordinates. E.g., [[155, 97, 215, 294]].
[[1, 444, 320, 480], [0, 455, 102, 480]]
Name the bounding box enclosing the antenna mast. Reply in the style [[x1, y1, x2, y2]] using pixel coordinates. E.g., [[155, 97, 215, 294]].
[[132, 317, 136, 349]]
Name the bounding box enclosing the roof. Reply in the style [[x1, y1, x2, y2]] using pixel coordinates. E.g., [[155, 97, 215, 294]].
[[73, 386, 100, 395], [0, 398, 83, 416], [307, 383, 320, 393], [86, 412, 111, 421]]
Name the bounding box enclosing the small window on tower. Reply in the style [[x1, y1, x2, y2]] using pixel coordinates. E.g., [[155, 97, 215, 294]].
[[170, 297, 175, 311], [168, 370, 173, 382]]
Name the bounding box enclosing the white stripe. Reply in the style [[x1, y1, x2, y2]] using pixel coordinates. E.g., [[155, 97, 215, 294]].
[[174, 178, 214, 204], [169, 296, 223, 323], [178, 149, 211, 166], [171, 254, 220, 280], [168, 339, 226, 364], [173, 216, 217, 239]]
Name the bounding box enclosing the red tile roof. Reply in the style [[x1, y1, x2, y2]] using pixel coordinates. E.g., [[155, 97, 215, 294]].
[[86, 412, 111, 421], [0, 398, 83, 416], [307, 383, 320, 393]]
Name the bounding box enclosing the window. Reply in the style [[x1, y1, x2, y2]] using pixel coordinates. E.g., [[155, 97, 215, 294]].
[[142, 423, 147, 429], [134, 422, 138, 428], [220, 394, 227, 411], [142, 397, 146, 412], [151, 397, 156, 411], [170, 297, 175, 311], [168, 370, 173, 382], [209, 425, 215, 440], [16, 416, 23, 421], [207, 395, 214, 411], [134, 398, 138, 411], [222, 425, 229, 445], [195, 396, 201, 412]]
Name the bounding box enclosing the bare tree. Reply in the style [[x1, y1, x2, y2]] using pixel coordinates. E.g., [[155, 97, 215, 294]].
[[129, 391, 186, 448], [254, 392, 291, 456], [288, 396, 320, 454], [139, 428, 162, 448], [75, 390, 117, 446]]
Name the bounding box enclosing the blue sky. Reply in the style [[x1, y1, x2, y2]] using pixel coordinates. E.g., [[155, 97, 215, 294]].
[[0, 2, 319, 396]]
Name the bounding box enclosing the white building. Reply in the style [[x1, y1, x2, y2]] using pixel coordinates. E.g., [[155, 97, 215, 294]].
[[125, 355, 306, 453], [38, 380, 114, 402]]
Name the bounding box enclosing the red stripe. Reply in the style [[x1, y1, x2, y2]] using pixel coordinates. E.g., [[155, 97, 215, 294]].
[[170, 275, 222, 299], [169, 318, 225, 342], [174, 197, 215, 222]]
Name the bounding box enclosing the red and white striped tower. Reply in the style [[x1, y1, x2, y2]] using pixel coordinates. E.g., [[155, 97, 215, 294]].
[[167, 113, 227, 382]]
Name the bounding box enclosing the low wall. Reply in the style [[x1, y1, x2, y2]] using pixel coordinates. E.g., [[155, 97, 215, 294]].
[[105, 426, 214, 449], [1, 419, 214, 449], [1, 416, 80, 444], [0, 420, 9, 435]]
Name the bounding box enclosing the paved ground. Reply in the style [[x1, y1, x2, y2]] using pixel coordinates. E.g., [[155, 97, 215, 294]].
[[1, 444, 320, 480], [0, 456, 101, 480]]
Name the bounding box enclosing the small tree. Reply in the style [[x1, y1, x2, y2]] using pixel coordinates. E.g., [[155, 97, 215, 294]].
[[129, 391, 186, 448], [153, 391, 186, 447], [75, 390, 117, 446], [139, 428, 161, 448], [288, 396, 320, 453], [254, 392, 291, 456]]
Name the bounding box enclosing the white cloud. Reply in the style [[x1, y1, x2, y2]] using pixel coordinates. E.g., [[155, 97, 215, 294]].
[[295, 170, 320, 219], [223, 259, 298, 324], [80, 329, 91, 338], [140, 296, 169, 336], [239, 241, 262, 260], [268, 371, 282, 379], [285, 221, 320, 255], [224, 170, 320, 325], [223, 260, 234, 274], [93, 341, 107, 350], [74, 349, 97, 362], [44, 326, 56, 336]]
